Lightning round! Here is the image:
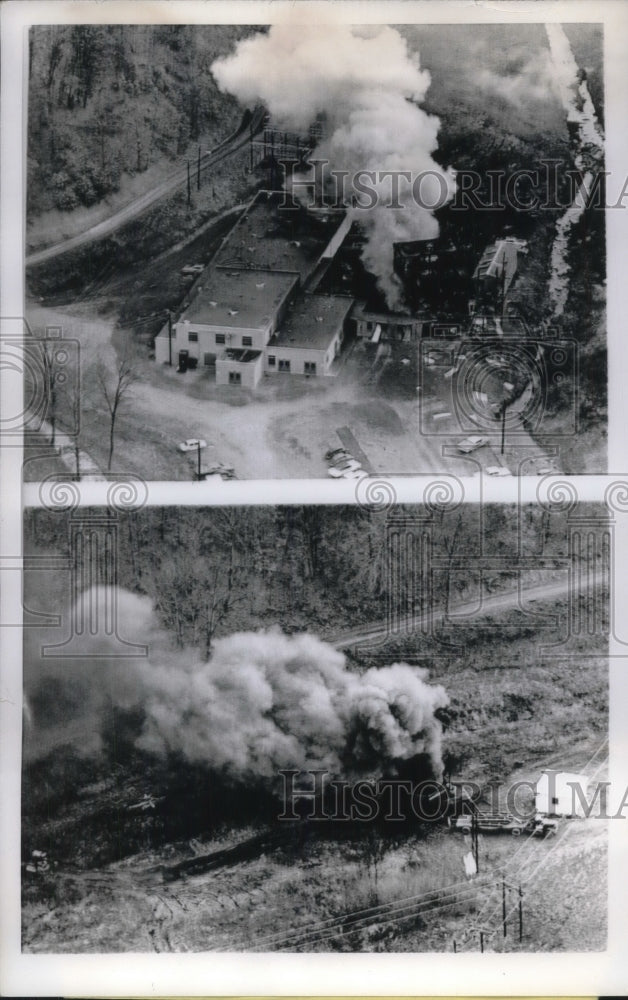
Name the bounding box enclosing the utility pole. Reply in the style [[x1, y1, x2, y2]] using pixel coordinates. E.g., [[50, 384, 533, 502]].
[[501, 258, 507, 317], [187, 160, 191, 206], [479, 931, 484, 953], [518, 885, 523, 942], [196, 440, 202, 481], [501, 401, 507, 455], [471, 808, 479, 874], [502, 876, 507, 937], [249, 122, 254, 171], [197, 146, 201, 190], [167, 311, 172, 366]]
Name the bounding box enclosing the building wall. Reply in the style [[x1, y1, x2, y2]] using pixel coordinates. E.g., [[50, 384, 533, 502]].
[[216, 351, 264, 389], [265, 326, 343, 376], [154, 330, 173, 365], [173, 321, 271, 360], [355, 317, 420, 341]]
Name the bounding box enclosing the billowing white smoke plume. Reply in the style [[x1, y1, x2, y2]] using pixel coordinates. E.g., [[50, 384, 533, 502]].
[[25, 587, 449, 784], [212, 23, 456, 309]]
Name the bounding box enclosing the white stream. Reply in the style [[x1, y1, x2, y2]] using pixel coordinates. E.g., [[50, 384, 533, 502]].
[[545, 24, 604, 317]]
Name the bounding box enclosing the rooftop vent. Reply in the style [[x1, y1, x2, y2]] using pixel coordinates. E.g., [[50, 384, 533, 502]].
[[256, 282, 266, 289], [209, 301, 217, 307], [228, 309, 239, 316], [316, 316, 323, 322]]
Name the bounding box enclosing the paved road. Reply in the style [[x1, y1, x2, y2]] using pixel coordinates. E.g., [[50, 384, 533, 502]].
[[328, 571, 606, 649], [26, 108, 266, 268]]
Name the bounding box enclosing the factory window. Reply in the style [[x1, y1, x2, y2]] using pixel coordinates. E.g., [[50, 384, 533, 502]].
[[242, 335, 253, 347], [268, 355, 276, 367], [304, 362, 317, 376], [216, 333, 226, 345], [229, 372, 241, 385], [188, 332, 198, 342], [278, 359, 291, 372], [203, 353, 215, 367]]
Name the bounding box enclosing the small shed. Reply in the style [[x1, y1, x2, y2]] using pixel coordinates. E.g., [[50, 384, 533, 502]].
[[535, 769, 590, 817]]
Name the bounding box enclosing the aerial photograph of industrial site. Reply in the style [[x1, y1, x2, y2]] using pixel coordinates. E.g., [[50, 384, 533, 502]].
[[24, 21, 606, 481], [22, 501, 608, 952]]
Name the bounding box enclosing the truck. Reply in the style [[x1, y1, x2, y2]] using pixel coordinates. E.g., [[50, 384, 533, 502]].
[[455, 812, 558, 838]]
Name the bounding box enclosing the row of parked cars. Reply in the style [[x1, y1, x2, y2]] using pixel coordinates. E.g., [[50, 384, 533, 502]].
[[325, 447, 366, 479]]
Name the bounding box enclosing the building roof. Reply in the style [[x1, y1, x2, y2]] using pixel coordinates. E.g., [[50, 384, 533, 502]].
[[474, 239, 520, 281], [269, 294, 354, 351], [179, 267, 298, 330], [215, 190, 339, 282], [350, 301, 418, 325]]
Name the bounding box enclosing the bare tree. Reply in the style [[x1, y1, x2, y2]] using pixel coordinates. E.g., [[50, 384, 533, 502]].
[[441, 513, 464, 619], [40, 340, 60, 448], [94, 352, 139, 471], [153, 547, 245, 660], [197, 565, 237, 660]]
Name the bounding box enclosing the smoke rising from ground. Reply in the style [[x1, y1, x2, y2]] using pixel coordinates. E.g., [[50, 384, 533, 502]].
[[25, 587, 449, 785], [211, 23, 456, 309]]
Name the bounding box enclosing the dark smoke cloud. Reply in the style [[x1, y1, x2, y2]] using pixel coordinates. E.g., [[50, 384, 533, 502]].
[[24, 587, 449, 783], [211, 21, 456, 309]]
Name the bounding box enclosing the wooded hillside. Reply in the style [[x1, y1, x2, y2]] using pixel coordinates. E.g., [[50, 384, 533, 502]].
[[27, 24, 259, 216]]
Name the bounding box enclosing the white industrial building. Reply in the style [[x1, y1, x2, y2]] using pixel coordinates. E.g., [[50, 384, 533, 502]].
[[153, 190, 356, 388]]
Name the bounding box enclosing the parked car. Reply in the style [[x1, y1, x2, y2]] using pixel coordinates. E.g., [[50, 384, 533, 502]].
[[179, 439, 207, 452], [181, 263, 204, 275], [457, 436, 489, 454], [328, 459, 362, 478], [199, 464, 237, 481], [325, 447, 351, 463], [485, 465, 512, 477], [325, 446, 346, 458], [328, 453, 354, 469]]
